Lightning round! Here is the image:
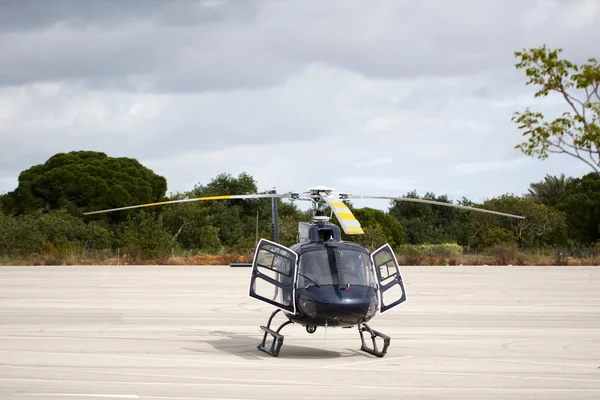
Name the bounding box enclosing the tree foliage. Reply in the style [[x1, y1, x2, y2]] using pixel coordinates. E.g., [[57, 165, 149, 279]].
[[512, 45, 600, 172], [333, 206, 404, 250], [2, 151, 600, 263], [556, 172, 600, 245], [0, 209, 111, 256], [1, 151, 167, 216], [527, 173, 573, 207], [352, 207, 404, 247], [160, 199, 221, 252], [465, 195, 567, 249], [0, 213, 46, 256], [389, 191, 461, 244], [114, 211, 173, 261], [189, 172, 265, 246]]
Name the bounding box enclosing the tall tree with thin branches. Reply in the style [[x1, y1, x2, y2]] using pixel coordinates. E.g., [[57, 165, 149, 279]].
[[512, 45, 600, 173]]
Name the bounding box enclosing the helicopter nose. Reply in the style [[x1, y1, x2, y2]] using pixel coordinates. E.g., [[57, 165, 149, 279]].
[[298, 285, 378, 326]]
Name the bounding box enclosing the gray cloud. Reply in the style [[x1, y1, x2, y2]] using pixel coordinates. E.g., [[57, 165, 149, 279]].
[[0, 0, 286, 91], [0, 0, 261, 32], [2, 0, 598, 93], [1, 0, 598, 207]]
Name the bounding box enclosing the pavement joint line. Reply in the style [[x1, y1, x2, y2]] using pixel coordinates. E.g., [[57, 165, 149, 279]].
[[0, 355, 308, 367], [22, 396, 253, 400], [322, 355, 415, 368], [0, 377, 359, 389], [22, 394, 138, 399], [0, 365, 322, 383], [395, 369, 600, 384], [122, 317, 224, 320], [3, 379, 600, 392], [424, 355, 600, 368]]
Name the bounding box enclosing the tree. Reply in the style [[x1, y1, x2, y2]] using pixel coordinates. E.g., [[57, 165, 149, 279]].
[[1, 151, 167, 216], [114, 211, 173, 261], [512, 45, 600, 173], [191, 172, 272, 246], [352, 207, 405, 247], [0, 209, 112, 257], [527, 173, 573, 207], [0, 213, 45, 256], [161, 197, 221, 252], [389, 191, 460, 244], [556, 172, 600, 245], [333, 206, 404, 250], [466, 194, 567, 249], [36, 208, 111, 250]]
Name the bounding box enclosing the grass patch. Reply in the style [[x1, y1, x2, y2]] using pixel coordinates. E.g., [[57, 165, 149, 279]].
[[1, 244, 599, 266]]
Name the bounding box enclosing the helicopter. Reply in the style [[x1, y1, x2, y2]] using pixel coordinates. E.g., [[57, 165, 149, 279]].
[[84, 185, 525, 357]]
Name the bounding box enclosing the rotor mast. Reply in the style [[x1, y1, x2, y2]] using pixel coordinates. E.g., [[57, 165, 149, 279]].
[[307, 186, 335, 224], [271, 187, 279, 243]]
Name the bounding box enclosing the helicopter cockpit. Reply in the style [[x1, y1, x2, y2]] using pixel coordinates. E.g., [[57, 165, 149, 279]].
[[297, 247, 377, 289]]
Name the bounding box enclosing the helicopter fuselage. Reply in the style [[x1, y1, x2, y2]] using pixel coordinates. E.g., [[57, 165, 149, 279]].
[[286, 240, 379, 328]]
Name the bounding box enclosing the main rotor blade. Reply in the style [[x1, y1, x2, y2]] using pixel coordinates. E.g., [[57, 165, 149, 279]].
[[83, 193, 290, 215], [347, 194, 526, 219], [323, 197, 364, 235]]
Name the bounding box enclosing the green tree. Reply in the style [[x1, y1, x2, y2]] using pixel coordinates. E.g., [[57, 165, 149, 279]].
[[276, 214, 302, 248], [466, 195, 567, 249], [0, 213, 45, 256], [512, 45, 600, 173], [350, 207, 404, 248], [556, 172, 600, 244], [389, 191, 460, 244], [327, 204, 404, 249], [115, 211, 172, 261], [350, 225, 388, 251], [36, 209, 88, 249], [2, 151, 167, 216], [161, 192, 221, 252], [527, 173, 573, 207], [0, 209, 112, 257], [191, 172, 274, 246], [81, 221, 112, 250]]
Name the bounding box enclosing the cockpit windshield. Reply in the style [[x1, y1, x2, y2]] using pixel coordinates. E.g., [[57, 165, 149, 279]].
[[297, 248, 376, 288]]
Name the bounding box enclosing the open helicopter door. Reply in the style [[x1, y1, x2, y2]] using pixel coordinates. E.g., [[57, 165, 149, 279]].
[[249, 238, 298, 314], [371, 244, 407, 313]]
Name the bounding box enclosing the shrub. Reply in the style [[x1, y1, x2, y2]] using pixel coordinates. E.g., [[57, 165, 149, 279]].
[[396, 243, 463, 265], [553, 248, 569, 265], [492, 243, 518, 265], [399, 246, 425, 265]]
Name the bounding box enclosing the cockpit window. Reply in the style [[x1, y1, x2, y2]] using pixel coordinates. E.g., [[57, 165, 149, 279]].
[[297, 248, 376, 288]]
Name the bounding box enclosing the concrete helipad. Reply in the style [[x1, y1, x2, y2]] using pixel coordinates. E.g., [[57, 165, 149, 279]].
[[0, 265, 599, 399]]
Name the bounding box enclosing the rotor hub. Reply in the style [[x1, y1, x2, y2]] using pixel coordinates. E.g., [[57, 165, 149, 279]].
[[308, 186, 335, 196]]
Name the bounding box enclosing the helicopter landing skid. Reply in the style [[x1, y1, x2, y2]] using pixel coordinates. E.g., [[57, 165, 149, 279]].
[[358, 323, 390, 357], [258, 309, 293, 357]]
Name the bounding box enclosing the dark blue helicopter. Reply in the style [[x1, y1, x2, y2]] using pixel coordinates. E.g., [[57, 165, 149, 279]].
[[249, 223, 404, 357], [84, 185, 524, 358]]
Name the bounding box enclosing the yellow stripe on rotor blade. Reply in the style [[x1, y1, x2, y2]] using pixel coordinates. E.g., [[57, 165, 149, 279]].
[[346, 227, 365, 234], [330, 201, 350, 209], [198, 195, 233, 201], [83, 194, 237, 215], [337, 211, 358, 221], [138, 200, 174, 207]]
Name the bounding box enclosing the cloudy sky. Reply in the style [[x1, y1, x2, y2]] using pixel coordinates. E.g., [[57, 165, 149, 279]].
[[1, 0, 598, 211]]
